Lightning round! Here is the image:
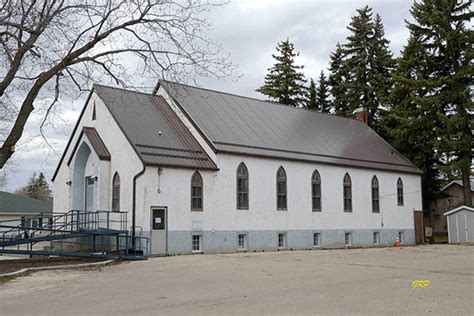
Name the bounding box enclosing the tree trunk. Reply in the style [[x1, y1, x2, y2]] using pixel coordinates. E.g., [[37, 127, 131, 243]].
[[461, 168, 472, 207]]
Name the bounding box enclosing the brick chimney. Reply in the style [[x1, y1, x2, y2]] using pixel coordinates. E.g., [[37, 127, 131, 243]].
[[354, 107, 368, 124]]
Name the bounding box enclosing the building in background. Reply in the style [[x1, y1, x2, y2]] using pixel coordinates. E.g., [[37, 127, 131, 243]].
[[0, 191, 53, 229], [430, 179, 474, 241]]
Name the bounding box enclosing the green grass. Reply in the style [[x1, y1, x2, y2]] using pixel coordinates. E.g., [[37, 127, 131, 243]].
[[0, 275, 15, 285]]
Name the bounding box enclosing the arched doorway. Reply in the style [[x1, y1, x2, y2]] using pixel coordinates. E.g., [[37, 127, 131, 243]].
[[71, 141, 94, 212]]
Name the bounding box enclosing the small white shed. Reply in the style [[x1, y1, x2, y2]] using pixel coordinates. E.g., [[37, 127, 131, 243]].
[[444, 205, 474, 243]]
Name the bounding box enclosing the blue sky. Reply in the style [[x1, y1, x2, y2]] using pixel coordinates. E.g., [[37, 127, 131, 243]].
[[0, 0, 413, 192]]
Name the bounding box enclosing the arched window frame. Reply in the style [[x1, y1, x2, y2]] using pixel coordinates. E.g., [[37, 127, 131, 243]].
[[397, 178, 404, 206], [371, 176, 380, 213], [343, 173, 352, 212], [191, 171, 203, 212], [236, 162, 249, 210], [111, 172, 120, 212], [312, 170, 322, 212], [276, 167, 287, 210]]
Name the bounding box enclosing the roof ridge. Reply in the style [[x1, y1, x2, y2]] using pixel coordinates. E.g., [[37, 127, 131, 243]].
[[159, 80, 360, 123], [93, 83, 155, 97]]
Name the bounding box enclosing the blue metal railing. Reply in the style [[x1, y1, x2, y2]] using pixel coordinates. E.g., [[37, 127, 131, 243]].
[[0, 210, 149, 259]]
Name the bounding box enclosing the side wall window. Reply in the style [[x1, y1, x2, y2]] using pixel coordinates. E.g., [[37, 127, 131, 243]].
[[276, 167, 287, 210], [112, 172, 120, 212], [371, 176, 380, 213], [191, 171, 203, 211], [236, 163, 249, 209], [312, 170, 322, 212], [343, 173, 352, 212], [397, 178, 404, 206]]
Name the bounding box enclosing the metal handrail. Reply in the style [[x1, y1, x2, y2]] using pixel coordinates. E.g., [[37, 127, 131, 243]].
[[0, 210, 146, 258]]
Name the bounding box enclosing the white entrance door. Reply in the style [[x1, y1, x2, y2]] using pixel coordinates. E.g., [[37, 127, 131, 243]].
[[151, 208, 167, 255], [85, 176, 95, 212], [83, 176, 95, 229]]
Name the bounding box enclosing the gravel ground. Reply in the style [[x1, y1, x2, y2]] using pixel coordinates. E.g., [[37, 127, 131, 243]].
[[0, 244, 472, 315]]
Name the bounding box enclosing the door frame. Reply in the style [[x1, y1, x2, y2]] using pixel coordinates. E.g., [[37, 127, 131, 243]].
[[150, 206, 168, 256]]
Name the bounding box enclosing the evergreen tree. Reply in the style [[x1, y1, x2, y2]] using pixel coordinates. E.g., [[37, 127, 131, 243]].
[[328, 43, 351, 116], [370, 13, 396, 131], [406, 0, 472, 207], [328, 6, 395, 131], [16, 172, 52, 201], [384, 0, 473, 222], [257, 39, 307, 107], [381, 35, 443, 216], [306, 78, 317, 110], [316, 71, 331, 113]]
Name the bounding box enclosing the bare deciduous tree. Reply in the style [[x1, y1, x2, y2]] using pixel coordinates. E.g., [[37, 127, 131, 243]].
[[0, 0, 235, 168]]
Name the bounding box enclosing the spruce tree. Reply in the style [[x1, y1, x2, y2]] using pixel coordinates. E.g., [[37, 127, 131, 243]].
[[370, 13, 396, 132], [17, 172, 52, 201], [328, 43, 351, 116], [384, 0, 473, 223], [316, 71, 331, 113], [257, 39, 307, 107], [306, 78, 317, 110], [328, 6, 395, 131], [381, 35, 443, 216], [406, 0, 473, 207]]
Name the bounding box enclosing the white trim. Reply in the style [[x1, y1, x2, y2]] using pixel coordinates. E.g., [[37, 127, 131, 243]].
[[443, 205, 474, 216], [447, 215, 451, 244], [455, 214, 460, 243], [464, 213, 468, 242]]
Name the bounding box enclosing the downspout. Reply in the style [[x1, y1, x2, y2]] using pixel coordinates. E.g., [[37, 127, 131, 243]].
[[132, 164, 146, 243]]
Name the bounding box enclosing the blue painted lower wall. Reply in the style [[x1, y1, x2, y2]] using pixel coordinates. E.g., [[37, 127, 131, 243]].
[[156, 229, 415, 255]]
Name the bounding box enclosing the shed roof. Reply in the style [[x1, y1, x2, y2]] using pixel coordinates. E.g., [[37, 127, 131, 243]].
[[444, 205, 474, 216], [159, 81, 421, 174], [0, 191, 53, 215], [94, 85, 217, 170]]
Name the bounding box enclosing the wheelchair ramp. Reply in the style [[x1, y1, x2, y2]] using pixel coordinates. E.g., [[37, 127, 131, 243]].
[[0, 210, 149, 260]]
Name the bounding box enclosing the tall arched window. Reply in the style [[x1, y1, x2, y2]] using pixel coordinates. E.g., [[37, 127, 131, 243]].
[[236, 163, 249, 209], [191, 171, 203, 211], [112, 173, 120, 212], [343, 173, 352, 212], [371, 176, 380, 213], [276, 167, 287, 210], [312, 170, 322, 212], [397, 178, 404, 206]]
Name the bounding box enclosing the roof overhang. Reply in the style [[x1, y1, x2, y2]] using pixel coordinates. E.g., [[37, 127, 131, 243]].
[[66, 126, 111, 166]]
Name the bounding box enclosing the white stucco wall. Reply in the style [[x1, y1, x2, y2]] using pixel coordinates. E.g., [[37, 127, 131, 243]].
[[53, 92, 143, 217], [136, 153, 422, 233]]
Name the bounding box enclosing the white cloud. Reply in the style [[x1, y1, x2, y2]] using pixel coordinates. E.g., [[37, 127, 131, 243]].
[[3, 0, 413, 191]]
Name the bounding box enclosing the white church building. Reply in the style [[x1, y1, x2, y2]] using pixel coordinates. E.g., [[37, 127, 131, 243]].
[[52, 81, 424, 256]]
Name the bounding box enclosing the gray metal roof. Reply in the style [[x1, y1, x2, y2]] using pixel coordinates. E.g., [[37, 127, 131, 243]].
[[94, 85, 217, 170], [159, 81, 421, 174], [0, 191, 53, 215]]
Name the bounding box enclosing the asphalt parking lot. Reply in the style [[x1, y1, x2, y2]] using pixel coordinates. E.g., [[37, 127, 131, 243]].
[[0, 244, 472, 315]]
